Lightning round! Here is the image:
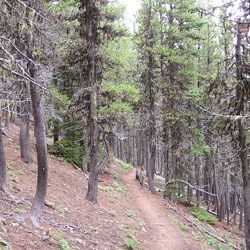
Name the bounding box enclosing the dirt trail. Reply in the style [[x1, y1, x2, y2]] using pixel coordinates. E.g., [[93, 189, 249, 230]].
[[122, 169, 203, 250]]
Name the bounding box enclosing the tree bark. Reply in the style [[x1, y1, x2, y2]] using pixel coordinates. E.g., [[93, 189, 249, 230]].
[[29, 82, 49, 226], [83, 0, 101, 203], [20, 84, 33, 164], [82, 126, 90, 174], [238, 120, 250, 249], [86, 88, 100, 203], [0, 128, 7, 192], [235, 21, 250, 249]]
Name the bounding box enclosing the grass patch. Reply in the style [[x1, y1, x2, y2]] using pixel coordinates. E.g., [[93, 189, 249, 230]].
[[124, 233, 139, 250], [139, 220, 146, 230], [6, 138, 13, 147], [0, 237, 11, 250], [58, 239, 72, 250], [99, 185, 113, 192], [179, 224, 189, 232], [114, 159, 133, 171], [114, 171, 122, 180], [7, 170, 18, 182], [52, 231, 65, 239], [113, 181, 128, 193], [126, 210, 135, 218], [189, 207, 216, 225]]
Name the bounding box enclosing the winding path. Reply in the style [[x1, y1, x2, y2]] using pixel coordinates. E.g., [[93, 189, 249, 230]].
[[122, 169, 204, 250]]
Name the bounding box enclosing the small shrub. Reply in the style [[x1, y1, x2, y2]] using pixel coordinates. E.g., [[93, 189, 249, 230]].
[[163, 182, 179, 200], [52, 231, 64, 239], [113, 181, 128, 193], [139, 221, 146, 230], [179, 224, 189, 232], [99, 185, 113, 192], [58, 239, 71, 250], [8, 171, 18, 182], [6, 138, 13, 147], [124, 237, 139, 250], [48, 139, 83, 167], [115, 159, 133, 171], [126, 210, 135, 218], [114, 171, 122, 180], [205, 234, 220, 249], [189, 207, 216, 225]]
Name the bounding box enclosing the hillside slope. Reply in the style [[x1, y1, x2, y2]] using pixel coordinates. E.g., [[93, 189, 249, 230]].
[[0, 124, 245, 250]]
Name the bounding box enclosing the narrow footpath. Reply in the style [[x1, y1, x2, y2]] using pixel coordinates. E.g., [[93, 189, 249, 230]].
[[122, 169, 205, 250]]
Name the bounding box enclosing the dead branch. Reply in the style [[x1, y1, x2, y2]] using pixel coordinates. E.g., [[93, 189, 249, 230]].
[[167, 205, 241, 250], [165, 179, 218, 197]]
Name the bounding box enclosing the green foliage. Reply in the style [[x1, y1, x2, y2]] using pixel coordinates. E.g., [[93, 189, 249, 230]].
[[179, 224, 189, 232], [139, 221, 146, 230], [189, 207, 216, 225], [114, 159, 133, 171], [124, 237, 139, 250], [114, 171, 122, 180], [184, 85, 204, 101], [191, 129, 211, 156], [102, 81, 141, 104], [100, 100, 134, 117], [49, 86, 70, 106], [48, 139, 83, 167], [163, 182, 179, 199], [126, 210, 135, 218], [8, 171, 18, 182], [113, 181, 128, 193], [58, 239, 72, 250], [45, 0, 79, 15], [5, 138, 13, 147], [0, 237, 10, 250], [205, 234, 222, 249]]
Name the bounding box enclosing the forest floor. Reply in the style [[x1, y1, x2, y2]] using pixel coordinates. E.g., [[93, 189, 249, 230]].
[[0, 123, 246, 250]]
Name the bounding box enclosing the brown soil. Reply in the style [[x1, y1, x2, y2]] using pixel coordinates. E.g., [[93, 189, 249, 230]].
[[0, 123, 245, 250], [122, 170, 202, 250]]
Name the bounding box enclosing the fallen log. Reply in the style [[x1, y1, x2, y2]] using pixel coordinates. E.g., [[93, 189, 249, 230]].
[[167, 205, 241, 250]]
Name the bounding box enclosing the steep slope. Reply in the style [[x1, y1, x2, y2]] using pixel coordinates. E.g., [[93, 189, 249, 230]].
[[0, 123, 245, 250]]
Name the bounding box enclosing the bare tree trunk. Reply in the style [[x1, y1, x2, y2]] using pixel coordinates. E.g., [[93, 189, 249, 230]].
[[238, 120, 250, 249], [84, 0, 101, 203], [235, 21, 250, 249], [20, 84, 33, 164], [0, 128, 7, 193], [82, 126, 90, 173], [86, 88, 100, 203], [29, 82, 49, 226]]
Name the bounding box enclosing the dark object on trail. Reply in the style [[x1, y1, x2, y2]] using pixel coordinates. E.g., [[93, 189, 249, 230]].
[[136, 168, 140, 180], [135, 167, 145, 186]]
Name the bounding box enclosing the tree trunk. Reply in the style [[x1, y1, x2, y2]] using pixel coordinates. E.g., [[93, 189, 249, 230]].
[[82, 126, 90, 173], [0, 128, 7, 192], [234, 21, 250, 249], [84, 0, 100, 203], [85, 88, 100, 203], [20, 84, 33, 163], [29, 82, 49, 226], [238, 120, 250, 249]]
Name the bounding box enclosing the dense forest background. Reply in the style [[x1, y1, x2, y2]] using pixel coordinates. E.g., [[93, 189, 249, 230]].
[[1, 0, 250, 249]]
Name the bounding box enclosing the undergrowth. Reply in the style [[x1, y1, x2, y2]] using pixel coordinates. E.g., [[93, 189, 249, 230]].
[[114, 158, 133, 171], [189, 207, 216, 225]]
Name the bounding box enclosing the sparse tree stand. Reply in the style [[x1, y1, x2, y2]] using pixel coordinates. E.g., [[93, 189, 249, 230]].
[[80, 0, 101, 203]]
